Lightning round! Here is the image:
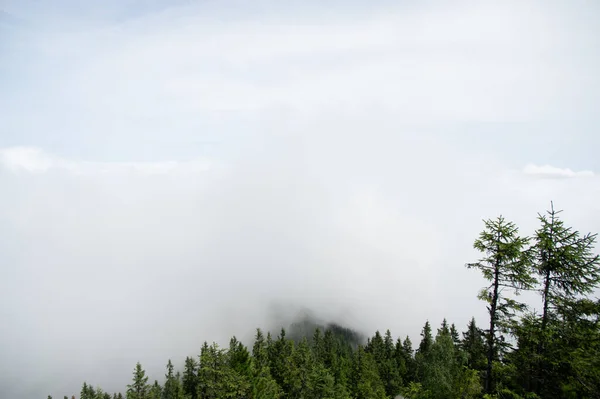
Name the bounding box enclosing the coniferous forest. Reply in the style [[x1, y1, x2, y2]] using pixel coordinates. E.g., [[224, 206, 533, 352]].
[[49, 204, 600, 399]]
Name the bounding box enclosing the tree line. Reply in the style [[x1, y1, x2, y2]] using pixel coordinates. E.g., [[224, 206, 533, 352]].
[[48, 203, 600, 399]]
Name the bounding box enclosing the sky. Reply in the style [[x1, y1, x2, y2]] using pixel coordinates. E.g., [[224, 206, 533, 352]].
[[1, 0, 600, 397]]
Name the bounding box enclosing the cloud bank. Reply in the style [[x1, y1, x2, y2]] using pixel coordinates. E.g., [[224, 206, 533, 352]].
[[1, 0, 599, 398], [1, 141, 598, 398]]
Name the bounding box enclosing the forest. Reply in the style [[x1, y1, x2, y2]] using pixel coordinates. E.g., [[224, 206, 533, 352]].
[[49, 204, 600, 399]]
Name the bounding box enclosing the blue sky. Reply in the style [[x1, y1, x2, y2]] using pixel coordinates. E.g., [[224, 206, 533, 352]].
[[1, 1, 600, 398]]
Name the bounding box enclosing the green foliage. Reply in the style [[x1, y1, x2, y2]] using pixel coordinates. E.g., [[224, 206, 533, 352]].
[[182, 356, 198, 399], [462, 317, 486, 372], [418, 322, 470, 399], [400, 382, 432, 399], [468, 216, 534, 393], [350, 346, 387, 399], [62, 205, 599, 399], [162, 359, 184, 399], [197, 342, 251, 399], [127, 363, 149, 399], [533, 204, 600, 325]]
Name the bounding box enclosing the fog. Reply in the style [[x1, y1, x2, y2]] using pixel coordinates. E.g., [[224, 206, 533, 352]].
[[1, 0, 600, 398]]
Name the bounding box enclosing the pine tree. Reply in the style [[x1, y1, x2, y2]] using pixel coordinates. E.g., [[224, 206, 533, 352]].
[[514, 204, 599, 397], [450, 323, 460, 347], [287, 338, 313, 399], [148, 380, 162, 399], [401, 336, 416, 383], [228, 336, 251, 377], [417, 321, 433, 356], [461, 317, 486, 372], [162, 359, 182, 399], [127, 362, 149, 399], [467, 216, 535, 393], [439, 319, 449, 336], [270, 328, 294, 390], [250, 360, 282, 399], [312, 327, 324, 364], [350, 346, 387, 399], [81, 383, 90, 399], [421, 325, 458, 398], [368, 330, 402, 397], [533, 203, 600, 334], [253, 329, 269, 370], [182, 356, 198, 399], [415, 321, 433, 383]]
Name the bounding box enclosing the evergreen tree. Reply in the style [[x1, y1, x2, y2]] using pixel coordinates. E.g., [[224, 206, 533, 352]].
[[367, 330, 401, 397], [467, 216, 535, 393], [439, 319, 449, 336], [350, 346, 387, 399], [228, 336, 251, 377], [400, 336, 416, 384], [250, 360, 282, 399], [286, 338, 313, 399], [533, 203, 600, 333], [461, 317, 486, 372], [421, 323, 476, 399], [312, 327, 324, 364], [126, 362, 149, 399], [450, 323, 460, 347], [149, 381, 162, 399], [197, 342, 250, 399], [270, 328, 294, 391], [81, 383, 90, 399], [417, 321, 433, 356], [517, 204, 600, 397], [182, 356, 198, 399], [253, 329, 269, 370], [416, 321, 433, 382], [162, 359, 183, 399]]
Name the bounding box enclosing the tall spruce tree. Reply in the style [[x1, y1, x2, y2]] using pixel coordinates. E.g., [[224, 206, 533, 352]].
[[162, 359, 183, 399], [467, 216, 535, 393], [127, 363, 149, 399], [529, 203, 600, 396], [400, 336, 416, 383], [182, 356, 198, 399], [461, 317, 486, 372], [415, 321, 433, 383], [350, 346, 387, 399], [533, 203, 600, 333]]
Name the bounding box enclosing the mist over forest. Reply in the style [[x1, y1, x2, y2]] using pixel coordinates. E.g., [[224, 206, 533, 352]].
[[1, 0, 600, 398]]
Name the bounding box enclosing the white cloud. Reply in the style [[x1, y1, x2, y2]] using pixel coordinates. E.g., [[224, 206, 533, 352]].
[[1, 1, 600, 398], [523, 163, 595, 179], [0, 147, 212, 175], [0, 147, 56, 172]]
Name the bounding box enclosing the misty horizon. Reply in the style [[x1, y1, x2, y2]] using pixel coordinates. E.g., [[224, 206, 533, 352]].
[[1, 0, 600, 398]]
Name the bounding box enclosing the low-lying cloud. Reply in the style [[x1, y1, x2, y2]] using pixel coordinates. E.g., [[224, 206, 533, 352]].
[[1, 0, 599, 398], [1, 138, 599, 398]]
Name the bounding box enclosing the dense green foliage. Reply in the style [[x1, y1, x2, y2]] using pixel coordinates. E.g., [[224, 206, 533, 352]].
[[52, 204, 599, 399]]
